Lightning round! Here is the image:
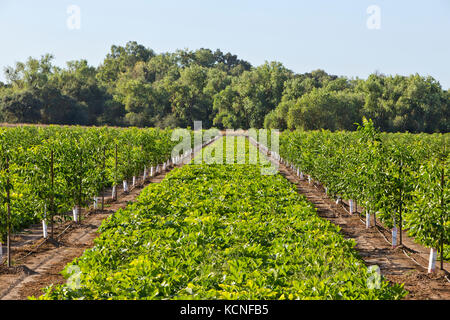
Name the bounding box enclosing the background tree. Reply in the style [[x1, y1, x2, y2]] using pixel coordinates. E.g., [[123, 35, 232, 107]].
[[0, 42, 448, 132], [0, 90, 42, 123]]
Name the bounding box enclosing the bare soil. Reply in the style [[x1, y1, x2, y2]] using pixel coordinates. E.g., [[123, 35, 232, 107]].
[[1, 136, 448, 300], [0, 159, 189, 300], [277, 161, 449, 300]]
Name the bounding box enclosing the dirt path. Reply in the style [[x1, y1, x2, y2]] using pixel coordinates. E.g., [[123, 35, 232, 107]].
[[0, 167, 175, 300], [0, 138, 216, 300], [2, 135, 448, 300], [277, 161, 449, 300]]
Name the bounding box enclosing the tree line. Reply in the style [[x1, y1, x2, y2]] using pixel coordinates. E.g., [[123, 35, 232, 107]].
[[0, 41, 448, 132]]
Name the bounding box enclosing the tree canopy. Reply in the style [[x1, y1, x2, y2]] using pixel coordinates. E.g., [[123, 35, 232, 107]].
[[1, 41, 448, 133]]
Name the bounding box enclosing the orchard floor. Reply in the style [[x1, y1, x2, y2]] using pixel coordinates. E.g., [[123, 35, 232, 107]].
[[0, 166, 178, 300], [277, 160, 449, 300], [0, 135, 448, 300]]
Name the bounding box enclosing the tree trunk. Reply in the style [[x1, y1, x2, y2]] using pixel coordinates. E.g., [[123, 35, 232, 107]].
[[440, 167, 445, 270], [50, 150, 54, 239], [114, 144, 118, 200], [102, 148, 105, 211], [6, 156, 11, 268], [78, 152, 83, 224]]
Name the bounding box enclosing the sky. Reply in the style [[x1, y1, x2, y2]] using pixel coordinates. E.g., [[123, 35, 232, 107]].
[[0, 0, 449, 89]]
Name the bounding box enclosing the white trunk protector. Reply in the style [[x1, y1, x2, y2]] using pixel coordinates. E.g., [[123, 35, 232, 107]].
[[428, 248, 437, 273], [73, 206, 79, 223], [392, 227, 397, 248]]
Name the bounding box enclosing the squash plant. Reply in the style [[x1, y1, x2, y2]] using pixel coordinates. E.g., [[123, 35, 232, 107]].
[[38, 137, 406, 300]]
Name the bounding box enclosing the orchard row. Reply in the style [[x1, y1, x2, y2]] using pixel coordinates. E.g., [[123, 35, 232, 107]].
[[277, 119, 449, 266], [39, 137, 406, 300], [0, 126, 184, 247]]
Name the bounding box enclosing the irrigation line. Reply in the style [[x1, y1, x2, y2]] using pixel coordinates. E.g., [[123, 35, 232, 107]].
[[400, 247, 449, 285], [281, 161, 450, 278], [14, 238, 49, 263], [349, 197, 449, 280], [12, 221, 76, 264], [55, 224, 73, 241], [401, 247, 428, 270], [1, 137, 218, 270], [2, 163, 152, 266], [205, 148, 450, 281], [272, 155, 450, 283], [375, 225, 392, 246]]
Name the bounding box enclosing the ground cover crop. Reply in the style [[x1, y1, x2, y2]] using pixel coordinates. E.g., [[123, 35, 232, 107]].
[[39, 137, 406, 299], [278, 120, 449, 262]]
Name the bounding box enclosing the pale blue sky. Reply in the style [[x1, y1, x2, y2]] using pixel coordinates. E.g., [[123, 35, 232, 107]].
[[0, 0, 449, 89]]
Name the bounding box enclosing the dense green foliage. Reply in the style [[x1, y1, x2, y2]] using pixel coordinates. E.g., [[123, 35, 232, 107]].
[[279, 120, 449, 259], [0, 126, 178, 240], [38, 137, 406, 300], [1, 42, 448, 132]]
